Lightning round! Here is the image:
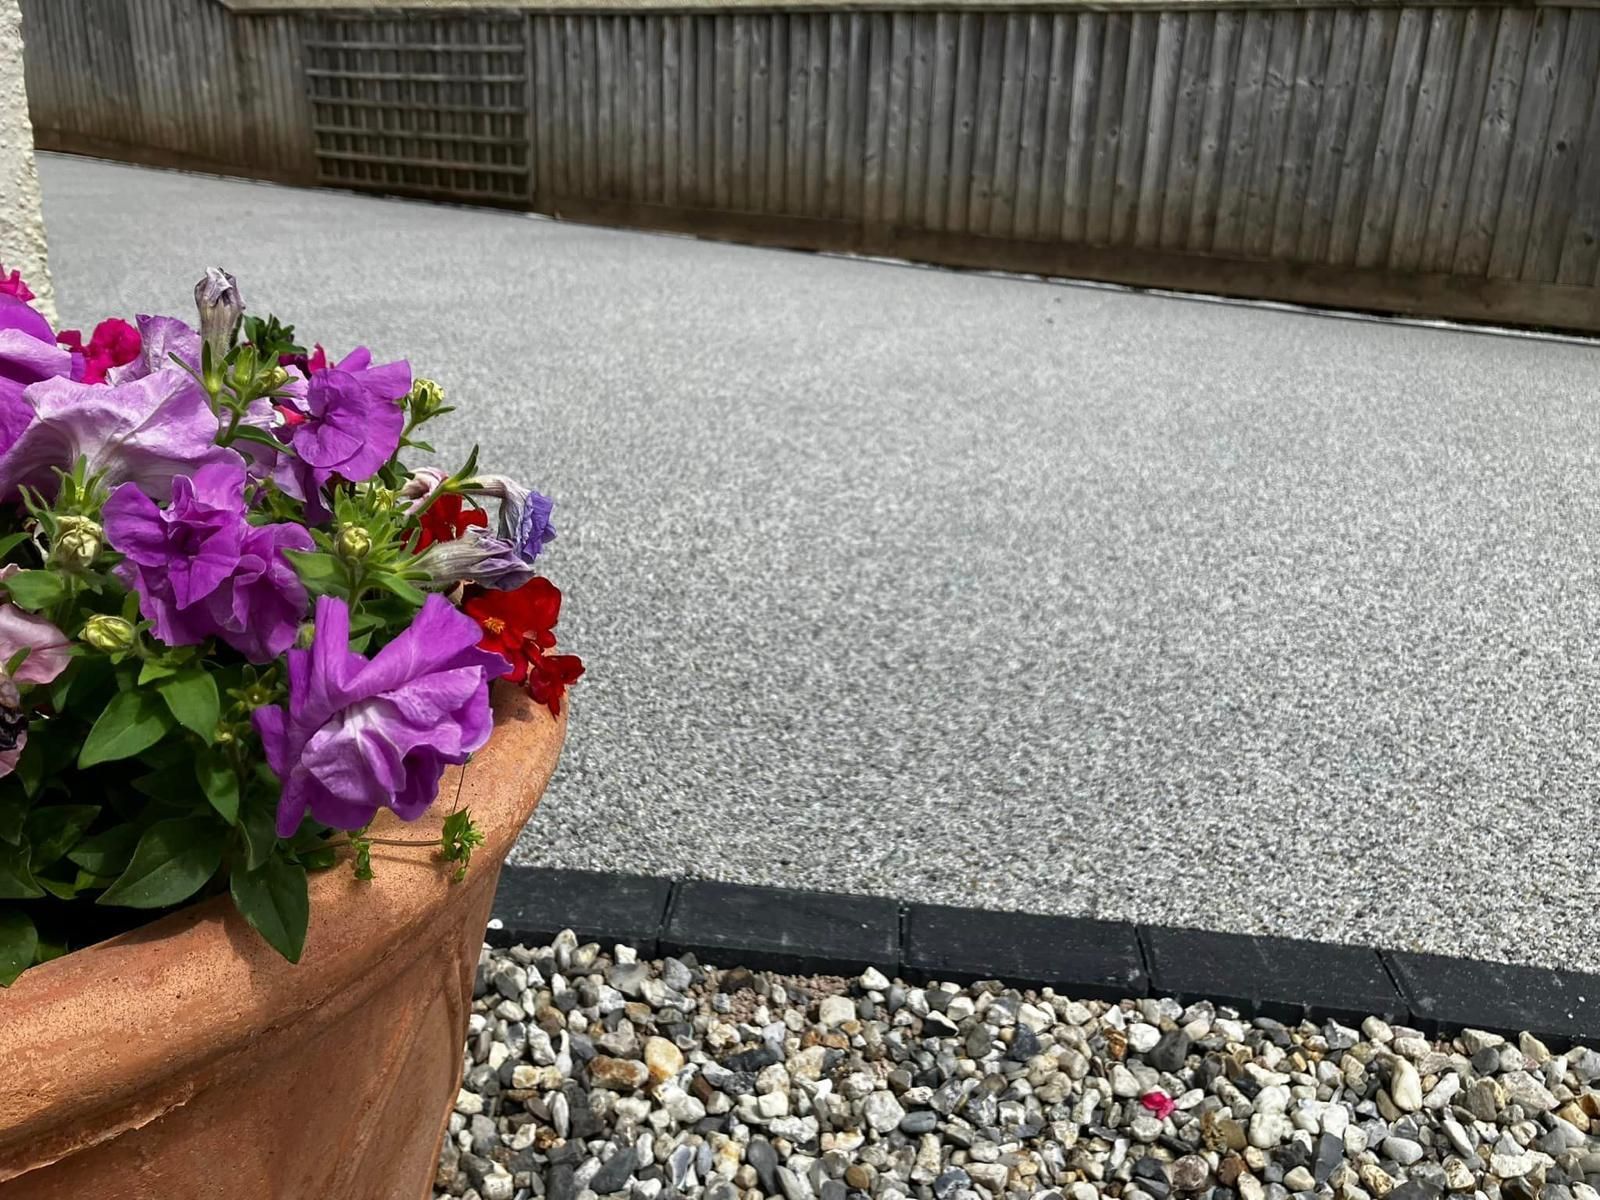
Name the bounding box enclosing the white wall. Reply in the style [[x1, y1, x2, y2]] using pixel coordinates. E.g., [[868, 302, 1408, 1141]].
[[0, 0, 53, 326]]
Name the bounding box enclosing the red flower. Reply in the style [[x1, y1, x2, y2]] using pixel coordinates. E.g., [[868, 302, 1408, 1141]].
[[58, 318, 140, 384], [414, 493, 488, 553], [0, 267, 34, 303], [463, 578, 583, 715]]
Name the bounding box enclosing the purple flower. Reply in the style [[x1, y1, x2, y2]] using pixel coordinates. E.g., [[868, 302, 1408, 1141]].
[[0, 601, 71, 779], [104, 462, 313, 663], [274, 348, 409, 520], [0, 369, 242, 502], [0, 295, 75, 455], [253, 594, 505, 836], [413, 527, 540, 591], [457, 475, 557, 564], [105, 315, 200, 385]]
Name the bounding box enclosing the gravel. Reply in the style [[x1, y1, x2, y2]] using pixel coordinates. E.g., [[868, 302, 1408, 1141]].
[[438, 936, 1600, 1200], [37, 153, 1600, 971]]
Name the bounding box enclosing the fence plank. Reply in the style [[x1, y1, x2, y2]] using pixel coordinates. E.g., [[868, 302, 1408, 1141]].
[[803, 13, 829, 215], [1487, 8, 1567, 278], [1036, 13, 1075, 238], [1453, 8, 1534, 274], [824, 13, 850, 217], [863, 12, 889, 224], [1522, 11, 1600, 282], [1132, 12, 1184, 247], [1187, 10, 1242, 251], [1385, 7, 1462, 271], [989, 14, 1029, 236], [728, 16, 749, 211], [1419, 6, 1496, 272], [1268, 9, 1332, 258], [1160, 11, 1213, 249], [1555, 64, 1600, 285], [1110, 12, 1155, 244], [1062, 12, 1102, 241], [1211, 10, 1271, 255], [928, 11, 960, 232], [843, 13, 869, 219], [1326, 9, 1399, 264], [882, 13, 914, 226], [1011, 12, 1052, 239], [1239, 11, 1301, 257], [964, 13, 1004, 234], [1353, 6, 1428, 268], [1086, 13, 1131, 244], [748, 15, 769, 210], [1296, 8, 1363, 261]]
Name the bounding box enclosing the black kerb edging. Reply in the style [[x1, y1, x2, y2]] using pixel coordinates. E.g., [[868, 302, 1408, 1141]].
[[489, 866, 1600, 1050]]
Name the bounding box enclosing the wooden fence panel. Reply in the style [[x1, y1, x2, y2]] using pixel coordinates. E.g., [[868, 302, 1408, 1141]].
[[20, 0, 1600, 331]]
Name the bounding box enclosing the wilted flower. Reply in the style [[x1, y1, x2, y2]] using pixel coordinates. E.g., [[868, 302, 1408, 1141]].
[[194, 268, 243, 365], [451, 475, 557, 565], [0, 603, 72, 777], [414, 527, 539, 591], [253, 594, 505, 835]]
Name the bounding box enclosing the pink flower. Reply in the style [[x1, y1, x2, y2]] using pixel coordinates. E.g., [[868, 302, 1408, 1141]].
[[57, 319, 142, 384], [0, 602, 72, 778], [1140, 1090, 1176, 1120], [0, 268, 34, 304]]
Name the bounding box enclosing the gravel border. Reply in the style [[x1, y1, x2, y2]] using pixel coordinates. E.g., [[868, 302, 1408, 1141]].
[[436, 935, 1600, 1200]]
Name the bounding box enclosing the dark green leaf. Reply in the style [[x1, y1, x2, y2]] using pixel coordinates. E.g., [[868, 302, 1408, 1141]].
[[132, 761, 193, 801], [0, 531, 30, 559], [156, 669, 220, 742], [0, 784, 25, 844], [0, 908, 37, 986], [4, 646, 29, 677], [230, 856, 309, 963], [66, 822, 142, 876], [298, 846, 338, 871], [3, 570, 64, 612], [195, 751, 240, 824], [78, 690, 175, 768], [96, 817, 227, 909], [228, 424, 294, 455], [24, 804, 99, 869], [14, 734, 42, 799], [0, 841, 43, 899], [284, 549, 342, 595], [59, 655, 116, 717]]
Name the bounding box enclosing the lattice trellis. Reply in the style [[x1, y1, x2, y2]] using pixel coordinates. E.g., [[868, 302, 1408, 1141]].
[[303, 15, 532, 205]]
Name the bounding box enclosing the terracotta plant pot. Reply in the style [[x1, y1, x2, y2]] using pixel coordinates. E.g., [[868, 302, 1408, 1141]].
[[0, 685, 564, 1200]]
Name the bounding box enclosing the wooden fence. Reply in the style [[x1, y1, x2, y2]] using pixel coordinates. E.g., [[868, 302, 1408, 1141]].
[[20, 0, 1600, 332]]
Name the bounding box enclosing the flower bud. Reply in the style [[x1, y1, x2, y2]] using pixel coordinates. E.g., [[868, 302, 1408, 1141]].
[[194, 268, 244, 364], [51, 516, 102, 572], [82, 614, 136, 654], [295, 621, 316, 650], [407, 378, 445, 418], [262, 365, 291, 392], [334, 523, 373, 562]]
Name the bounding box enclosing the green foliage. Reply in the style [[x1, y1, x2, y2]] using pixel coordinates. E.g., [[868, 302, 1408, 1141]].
[[97, 818, 229, 909], [0, 908, 37, 987], [229, 854, 309, 963], [78, 690, 175, 768], [440, 808, 486, 883]]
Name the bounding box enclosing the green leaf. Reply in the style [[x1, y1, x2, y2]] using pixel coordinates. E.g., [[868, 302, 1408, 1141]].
[[0, 841, 43, 899], [284, 549, 342, 595], [59, 655, 115, 717], [0, 908, 37, 986], [371, 572, 427, 607], [228, 424, 295, 455], [132, 761, 193, 801], [36, 869, 111, 900], [96, 817, 227, 909], [230, 856, 309, 963], [0, 531, 30, 559], [66, 822, 142, 876], [2, 570, 64, 612], [24, 804, 99, 869], [195, 751, 240, 824], [78, 690, 175, 768], [137, 660, 180, 685], [14, 735, 42, 799], [156, 669, 220, 742], [239, 801, 278, 872]]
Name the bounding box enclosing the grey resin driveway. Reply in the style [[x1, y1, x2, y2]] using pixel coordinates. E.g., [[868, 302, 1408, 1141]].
[[37, 153, 1600, 971]]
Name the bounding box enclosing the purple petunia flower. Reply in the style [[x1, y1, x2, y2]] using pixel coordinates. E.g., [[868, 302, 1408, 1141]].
[[0, 369, 243, 503], [104, 462, 313, 663], [104, 315, 201, 385], [272, 347, 410, 521], [0, 295, 76, 456], [253, 593, 505, 836]]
